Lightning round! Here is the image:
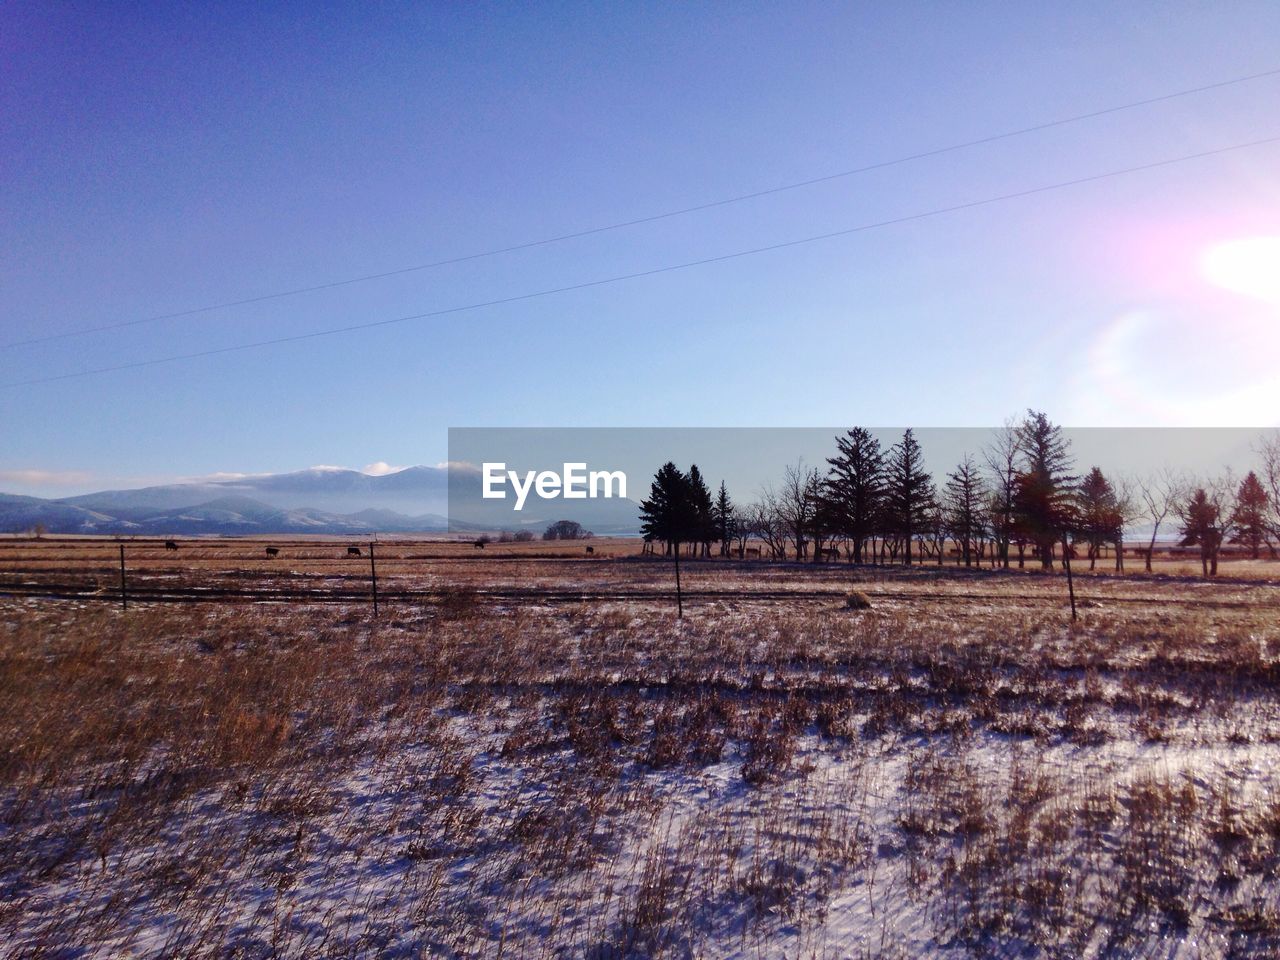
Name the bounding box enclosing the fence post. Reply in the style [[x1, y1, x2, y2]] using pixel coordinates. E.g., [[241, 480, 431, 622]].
[[369, 541, 379, 618], [118, 543, 127, 611], [1063, 535, 1077, 621], [673, 539, 683, 618]]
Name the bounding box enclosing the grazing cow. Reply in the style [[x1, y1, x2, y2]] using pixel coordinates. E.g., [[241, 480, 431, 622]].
[[745, 546, 762, 558], [347, 546, 362, 557], [585, 545, 595, 555], [265, 546, 280, 557], [474, 539, 486, 549], [164, 540, 178, 551]]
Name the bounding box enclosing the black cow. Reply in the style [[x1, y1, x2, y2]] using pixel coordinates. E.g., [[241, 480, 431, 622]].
[[164, 540, 178, 551], [474, 539, 486, 549], [265, 546, 280, 557], [347, 546, 362, 557], [585, 545, 595, 555]]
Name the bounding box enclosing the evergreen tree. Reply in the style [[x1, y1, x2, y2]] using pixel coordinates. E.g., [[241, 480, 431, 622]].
[[1179, 487, 1224, 577], [824, 427, 884, 563], [1229, 471, 1271, 559], [712, 480, 737, 556], [943, 455, 988, 567], [687, 464, 715, 557], [1014, 410, 1077, 569], [884, 429, 935, 566], [1076, 466, 1122, 570], [639, 462, 696, 555]]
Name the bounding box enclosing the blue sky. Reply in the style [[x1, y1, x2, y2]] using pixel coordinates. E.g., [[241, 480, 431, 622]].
[[3, 2, 1279, 497]]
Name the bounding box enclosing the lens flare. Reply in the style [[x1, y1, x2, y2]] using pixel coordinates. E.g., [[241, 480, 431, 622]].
[[1074, 308, 1280, 425], [1201, 236, 1280, 304]]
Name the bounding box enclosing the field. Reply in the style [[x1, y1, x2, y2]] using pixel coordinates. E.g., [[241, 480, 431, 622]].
[[3, 538, 1280, 958]]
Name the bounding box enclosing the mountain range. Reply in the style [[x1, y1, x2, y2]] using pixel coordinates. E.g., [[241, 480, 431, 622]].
[[0, 465, 643, 536]]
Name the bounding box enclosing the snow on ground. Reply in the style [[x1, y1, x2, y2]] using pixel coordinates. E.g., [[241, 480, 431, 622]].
[[3, 568, 1280, 958]]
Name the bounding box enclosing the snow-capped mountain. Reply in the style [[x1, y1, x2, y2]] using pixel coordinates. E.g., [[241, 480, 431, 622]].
[[1, 464, 642, 535]]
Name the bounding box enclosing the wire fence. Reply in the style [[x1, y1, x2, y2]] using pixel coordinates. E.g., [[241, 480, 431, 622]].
[[3, 539, 1278, 615], [1, 576, 1273, 612]]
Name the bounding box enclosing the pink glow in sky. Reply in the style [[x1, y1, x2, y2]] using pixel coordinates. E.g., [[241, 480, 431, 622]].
[[1064, 228, 1280, 424]]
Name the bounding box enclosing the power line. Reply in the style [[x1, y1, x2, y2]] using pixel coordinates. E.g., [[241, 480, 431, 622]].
[[5, 65, 1280, 351], [6, 133, 1278, 390]]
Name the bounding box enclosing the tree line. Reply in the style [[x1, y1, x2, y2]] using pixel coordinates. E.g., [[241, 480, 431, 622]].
[[639, 412, 1280, 578], [481, 521, 593, 544]]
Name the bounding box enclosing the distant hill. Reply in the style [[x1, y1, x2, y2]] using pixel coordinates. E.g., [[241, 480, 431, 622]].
[[0, 467, 456, 536], [0, 492, 449, 537], [0, 464, 642, 536], [0, 493, 130, 534], [60, 465, 451, 519]]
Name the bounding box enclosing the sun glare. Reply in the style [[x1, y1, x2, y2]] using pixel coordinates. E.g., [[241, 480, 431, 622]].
[[1201, 236, 1280, 304]]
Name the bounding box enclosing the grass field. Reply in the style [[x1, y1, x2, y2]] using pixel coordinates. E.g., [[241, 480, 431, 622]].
[[3, 538, 1280, 957]]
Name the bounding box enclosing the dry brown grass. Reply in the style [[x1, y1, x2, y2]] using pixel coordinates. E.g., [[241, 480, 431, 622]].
[[2, 533, 1278, 586], [2, 549, 1280, 957]]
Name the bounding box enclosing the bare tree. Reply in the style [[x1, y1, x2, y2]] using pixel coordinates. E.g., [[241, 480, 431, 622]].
[[748, 491, 790, 561], [1257, 431, 1280, 551], [983, 419, 1020, 569], [1110, 474, 1143, 572], [734, 504, 759, 557], [923, 501, 948, 565], [1136, 469, 1185, 573], [810, 488, 842, 563], [543, 520, 590, 541], [778, 461, 820, 561]]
